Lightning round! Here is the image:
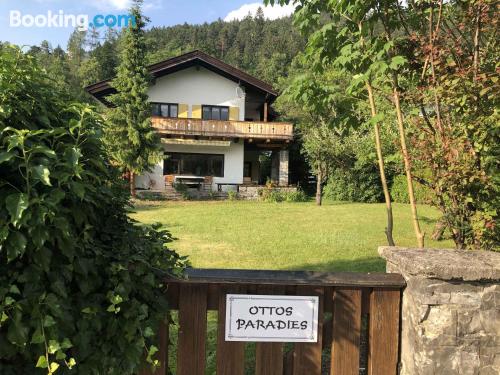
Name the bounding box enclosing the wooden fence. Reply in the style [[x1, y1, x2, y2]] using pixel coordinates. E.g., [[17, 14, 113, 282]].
[[141, 268, 405, 375]]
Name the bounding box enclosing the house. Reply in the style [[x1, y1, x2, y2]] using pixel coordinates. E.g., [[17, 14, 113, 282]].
[[86, 50, 294, 195]]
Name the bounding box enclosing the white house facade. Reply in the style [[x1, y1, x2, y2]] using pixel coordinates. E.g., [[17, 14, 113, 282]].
[[86, 50, 293, 193]]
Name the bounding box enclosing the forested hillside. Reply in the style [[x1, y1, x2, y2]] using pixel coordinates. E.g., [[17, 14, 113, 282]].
[[15, 11, 305, 102]]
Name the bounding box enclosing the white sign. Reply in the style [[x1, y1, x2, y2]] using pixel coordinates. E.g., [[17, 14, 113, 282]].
[[225, 294, 319, 342]]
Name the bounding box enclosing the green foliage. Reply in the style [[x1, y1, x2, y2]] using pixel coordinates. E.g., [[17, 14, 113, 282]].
[[258, 182, 308, 203], [269, 0, 499, 250], [402, 1, 499, 250], [0, 46, 186, 374], [227, 190, 238, 201], [276, 55, 364, 203], [172, 182, 190, 200], [144, 14, 304, 79], [104, 1, 162, 184], [283, 189, 308, 202], [324, 167, 384, 203], [390, 175, 431, 205]]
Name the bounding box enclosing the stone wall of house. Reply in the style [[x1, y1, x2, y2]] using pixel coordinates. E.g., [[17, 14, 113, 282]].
[[379, 246, 500, 375]]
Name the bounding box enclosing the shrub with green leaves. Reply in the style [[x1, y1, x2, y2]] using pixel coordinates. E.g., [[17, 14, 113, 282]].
[[390, 175, 432, 205], [258, 185, 308, 203], [324, 167, 386, 203], [227, 190, 238, 201], [0, 47, 186, 374]]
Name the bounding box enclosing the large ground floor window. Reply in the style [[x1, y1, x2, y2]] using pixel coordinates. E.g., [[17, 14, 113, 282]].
[[164, 152, 224, 177]]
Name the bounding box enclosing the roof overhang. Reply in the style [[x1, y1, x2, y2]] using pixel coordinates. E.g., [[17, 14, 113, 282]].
[[85, 50, 278, 106]]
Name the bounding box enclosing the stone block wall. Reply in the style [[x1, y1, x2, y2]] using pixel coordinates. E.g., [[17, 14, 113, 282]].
[[237, 186, 297, 200], [379, 247, 500, 375]]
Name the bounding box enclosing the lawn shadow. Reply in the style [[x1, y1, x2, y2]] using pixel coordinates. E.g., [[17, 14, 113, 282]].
[[418, 215, 438, 225], [130, 201, 170, 212]]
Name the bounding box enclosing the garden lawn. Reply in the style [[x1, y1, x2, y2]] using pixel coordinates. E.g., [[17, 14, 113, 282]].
[[131, 200, 453, 273], [132, 200, 453, 374]]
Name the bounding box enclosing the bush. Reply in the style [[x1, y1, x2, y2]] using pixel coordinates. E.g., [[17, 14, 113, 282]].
[[258, 181, 308, 203], [390, 175, 431, 204], [0, 47, 187, 374], [173, 182, 190, 200], [284, 189, 308, 202], [227, 190, 238, 201], [324, 167, 384, 203]]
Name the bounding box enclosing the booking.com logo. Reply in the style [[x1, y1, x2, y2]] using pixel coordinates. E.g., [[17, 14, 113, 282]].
[[9, 10, 136, 31]]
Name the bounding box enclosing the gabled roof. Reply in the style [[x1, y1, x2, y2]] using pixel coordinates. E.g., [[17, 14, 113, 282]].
[[85, 50, 278, 105]]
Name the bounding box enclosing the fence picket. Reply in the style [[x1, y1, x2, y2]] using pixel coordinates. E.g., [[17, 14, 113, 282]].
[[330, 288, 362, 375], [292, 286, 324, 375], [368, 288, 401, 375], [255, 285, 285, 375], [255, 342, 284, 375], [177, 284, 207, 375], [216, 286, 245, 375]]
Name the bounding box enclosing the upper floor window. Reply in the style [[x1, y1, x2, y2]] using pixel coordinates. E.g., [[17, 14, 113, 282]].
[[202, 105, 229, 121], [151, 103, 178, 118]]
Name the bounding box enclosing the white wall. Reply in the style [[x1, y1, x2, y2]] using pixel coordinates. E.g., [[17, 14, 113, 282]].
[[135, 141, 244, 191], [148, 66, 245, 121]]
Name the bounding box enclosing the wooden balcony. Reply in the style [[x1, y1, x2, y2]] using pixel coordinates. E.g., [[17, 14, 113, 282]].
[[152, 117, 293, 141]]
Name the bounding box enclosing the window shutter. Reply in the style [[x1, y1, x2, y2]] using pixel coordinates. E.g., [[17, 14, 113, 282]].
[[178, 104, 189, 118], [192, 105, 202, 119], [229, 107, 240, 121]]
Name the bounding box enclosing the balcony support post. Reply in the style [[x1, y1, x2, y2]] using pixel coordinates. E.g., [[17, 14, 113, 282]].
[[279, 149, 289, 187]]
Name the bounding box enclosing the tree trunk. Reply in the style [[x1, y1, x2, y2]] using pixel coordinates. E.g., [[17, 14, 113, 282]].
[[315, 169, 323, 206], [473, 4, 481, 81], [358, 21, 395, 246], [366, 82, 395, 246], [431, 219, 446, 241], [129, 171, 136, 198], [392, 86, 425, 247]]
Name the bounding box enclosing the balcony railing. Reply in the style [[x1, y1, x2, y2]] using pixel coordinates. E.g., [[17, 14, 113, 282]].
[[151, 117, 293, 141]]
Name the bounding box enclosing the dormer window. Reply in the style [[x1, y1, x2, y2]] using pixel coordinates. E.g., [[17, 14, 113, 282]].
[[202, 105, 229, 121], [152, 103, 178, 118]]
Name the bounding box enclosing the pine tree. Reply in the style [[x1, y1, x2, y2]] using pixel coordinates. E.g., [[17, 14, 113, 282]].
[[105, 0, 162, 197]]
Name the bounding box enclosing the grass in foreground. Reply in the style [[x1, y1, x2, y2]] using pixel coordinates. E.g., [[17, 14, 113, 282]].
[[131, 200, 453, 374], [131, 200, 453, 273]]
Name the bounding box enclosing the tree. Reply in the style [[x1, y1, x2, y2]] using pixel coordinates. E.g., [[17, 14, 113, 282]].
[[105, 0, 162, 197], [276, 55, 358, 205], [66, 29, 86, 68], [301, 124, 347, 205], [269, 0, 498, 250], [402, 0, 499, 250], [266, 0, 425, 247], [0, 45, 186, 375]]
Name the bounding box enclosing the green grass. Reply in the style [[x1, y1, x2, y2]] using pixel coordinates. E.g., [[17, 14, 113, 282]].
[[131, 200, 453, 273], [132, 200, 452, 374]]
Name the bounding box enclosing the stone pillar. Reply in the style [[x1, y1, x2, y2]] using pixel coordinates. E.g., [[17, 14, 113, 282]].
[[279, 149, 289, 186], [270, 151, 279, 183], [379, 246, 500, 375]]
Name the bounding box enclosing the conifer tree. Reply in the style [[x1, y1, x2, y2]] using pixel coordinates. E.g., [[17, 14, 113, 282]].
[[105, 0, 162, 196]]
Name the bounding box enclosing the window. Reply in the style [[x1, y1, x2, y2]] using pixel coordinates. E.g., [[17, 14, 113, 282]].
[[202, 105, 229, 121], [164, 152, 224, 177], [151, 103, 178, 118]]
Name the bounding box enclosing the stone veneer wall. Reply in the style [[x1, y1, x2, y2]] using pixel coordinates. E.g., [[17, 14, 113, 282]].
[[238, 186, 297, 200], [379, 246, 500, 375]]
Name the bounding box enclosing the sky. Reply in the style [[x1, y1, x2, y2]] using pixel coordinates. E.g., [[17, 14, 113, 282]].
[[0, 0, 295, 49]]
